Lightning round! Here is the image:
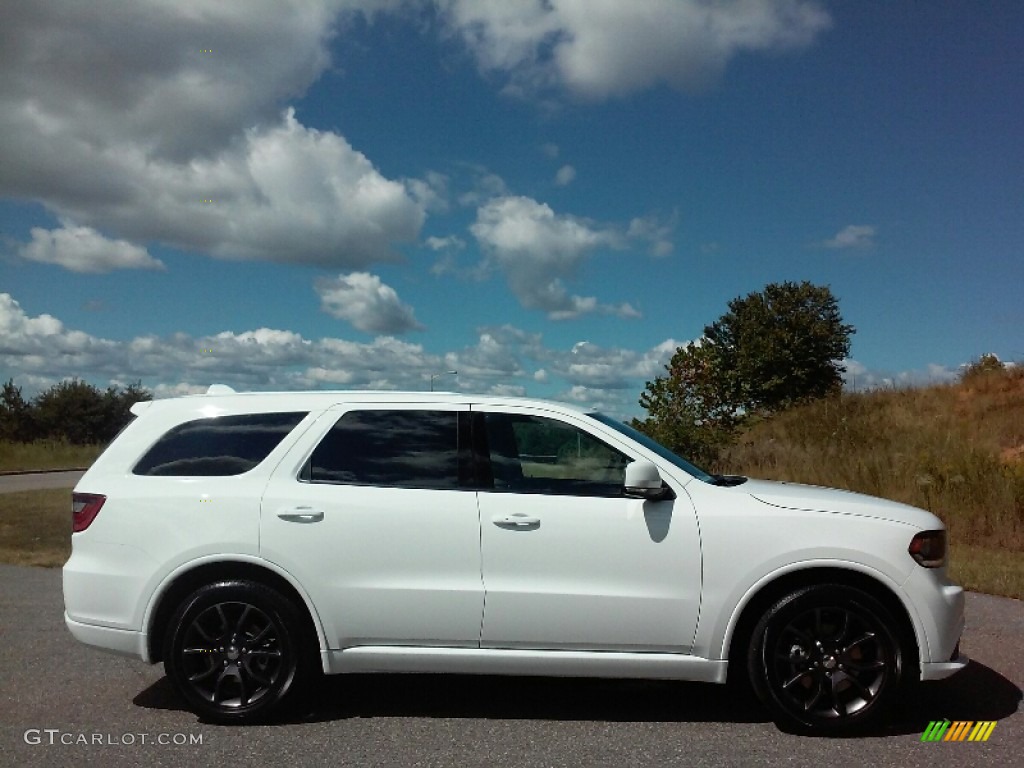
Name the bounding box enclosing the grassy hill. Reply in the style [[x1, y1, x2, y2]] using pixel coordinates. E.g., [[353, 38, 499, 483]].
[[720, 365, 1024, 597]]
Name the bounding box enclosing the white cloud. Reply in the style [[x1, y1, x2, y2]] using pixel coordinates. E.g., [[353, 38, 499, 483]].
[[437, 0, 831, 99], [405, 170, 450, 213], [19, 223, 164, 273], [425, 235, 466, 251], [315, 272, 423, 334], [444, 331, 527, 380], [551, 338, 682, 389], [470, 195, 637, 319], [822, 224, 876, 250], [0, 2, 425, 268], [485, 383, 528, 397], [456, 166, 511, 207], [541, 142, 560, 158], [628, 213, 677, 257], [841, 358, 961, 391], [0, 293, 684, 419], [554, 164, 576, 186]]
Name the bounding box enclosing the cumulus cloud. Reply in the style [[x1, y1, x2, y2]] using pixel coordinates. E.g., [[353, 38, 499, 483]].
[[315, 272, 424, 334], [822, 224, 876, 250], [470, 195, 637, 319], [437, 0, 831, 99], [0, 2, 425, 268], [425, 235, 466, 251], [554, 164, 576, 186], [0, 292, 683, 417], [841, 358, 962, 391], [444, 330, 529, 379], [456, 166, 511, 207], [19, 223, 164, 273], [551, 338, 683, 389], [627, 213, 677, 257], [0, 291, 439, 391]]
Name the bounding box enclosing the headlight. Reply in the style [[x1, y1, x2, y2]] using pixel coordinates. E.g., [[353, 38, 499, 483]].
[[908, 530, 947, 568]]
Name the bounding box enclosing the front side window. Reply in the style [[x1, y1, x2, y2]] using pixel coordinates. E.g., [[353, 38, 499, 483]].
[[483, 413, 629, 497], [585, 412, 714, 483], [133, 412, 307, 476], [305, 409, 464, 489]]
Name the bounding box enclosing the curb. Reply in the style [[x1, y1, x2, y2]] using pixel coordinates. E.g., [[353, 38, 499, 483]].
[[0, 468, 89, 477]]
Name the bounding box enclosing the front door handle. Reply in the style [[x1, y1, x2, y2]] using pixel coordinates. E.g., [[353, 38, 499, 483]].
[[492, 513, 540, 529], [277, 507, 325, 523]]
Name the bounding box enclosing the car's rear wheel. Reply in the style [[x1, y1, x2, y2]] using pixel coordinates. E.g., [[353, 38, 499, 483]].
[[164, 580, 311, 724], [748, 584, 906, 735]]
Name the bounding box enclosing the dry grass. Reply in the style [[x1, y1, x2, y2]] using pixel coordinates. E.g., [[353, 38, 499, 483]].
[[720, 366, 1024, 597], [0, 489, 71, 567], [5, 489, 1019, 598], [0, 440, 101, 472], [949, 544, 1024, 600], [3, 371, 1023, 599]]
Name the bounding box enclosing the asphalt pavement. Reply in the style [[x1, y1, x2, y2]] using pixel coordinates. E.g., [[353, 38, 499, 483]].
[[0, 563, 1020, 768], [0, 470, 85, 494]]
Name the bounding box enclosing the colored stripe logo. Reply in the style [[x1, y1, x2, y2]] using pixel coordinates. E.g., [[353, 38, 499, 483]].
[[921, 720, 997, 742]]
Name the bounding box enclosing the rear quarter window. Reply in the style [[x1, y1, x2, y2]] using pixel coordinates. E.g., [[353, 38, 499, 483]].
[[305, 409, 465, 489], [132, 412, 307, 476]]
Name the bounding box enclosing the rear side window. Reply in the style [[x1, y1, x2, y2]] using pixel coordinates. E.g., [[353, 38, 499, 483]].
[[305, 409, 465, 489], [133, 412, 307, 476]]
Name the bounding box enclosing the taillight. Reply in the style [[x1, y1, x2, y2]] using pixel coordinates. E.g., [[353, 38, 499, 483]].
[[72, 493, 106, 532], [908, 530, 946, 568]]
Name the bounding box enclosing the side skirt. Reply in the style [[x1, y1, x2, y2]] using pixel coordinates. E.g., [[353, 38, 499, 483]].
[[322, 646, 728, 683]]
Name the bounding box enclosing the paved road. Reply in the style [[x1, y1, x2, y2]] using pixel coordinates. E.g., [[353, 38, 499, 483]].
[[0, 471, 85, 494], [0, 563, 1020, 768]]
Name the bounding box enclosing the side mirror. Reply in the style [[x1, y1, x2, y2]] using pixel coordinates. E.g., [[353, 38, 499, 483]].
[[624, 460, 675, 501]]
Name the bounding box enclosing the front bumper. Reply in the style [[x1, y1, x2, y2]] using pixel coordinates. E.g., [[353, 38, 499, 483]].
[[902, 565, 967, 680]]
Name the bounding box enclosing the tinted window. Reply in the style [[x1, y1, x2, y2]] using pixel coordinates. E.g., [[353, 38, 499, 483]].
[[133, 412, 307, 476], [483, 413, 628, 497], [307, 410, 463, 489], [585, 412, 714, 483]]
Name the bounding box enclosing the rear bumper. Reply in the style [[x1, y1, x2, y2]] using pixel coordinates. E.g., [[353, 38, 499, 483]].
[[64, 612, 146, 660]]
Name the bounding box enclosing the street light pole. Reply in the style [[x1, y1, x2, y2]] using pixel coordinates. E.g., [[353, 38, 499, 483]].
[[430, 370, 458, 391]]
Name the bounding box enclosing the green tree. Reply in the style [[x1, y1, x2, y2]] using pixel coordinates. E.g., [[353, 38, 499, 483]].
[[704, 281, 854, 413], [32, 379, 152, 444], [636, 281, 855, 465], [960, 353, 1004, 381], [101, 381, 151, 440], [0, 379, 36, 442], [34, 380, 108, 444], [632, 342, 742, 467]]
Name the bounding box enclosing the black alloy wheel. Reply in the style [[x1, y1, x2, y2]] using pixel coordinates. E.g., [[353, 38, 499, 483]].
[[748, 584, 907, 735], [164, 580, 312, 724]]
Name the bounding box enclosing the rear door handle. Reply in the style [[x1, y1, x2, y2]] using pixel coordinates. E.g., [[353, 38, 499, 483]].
[[277, 507, 325, 523], [492, 514, 540, 529]]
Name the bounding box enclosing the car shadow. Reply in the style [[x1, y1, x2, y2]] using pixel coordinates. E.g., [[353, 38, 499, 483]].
[[133, 659, 1020, 734], [135, 673, 768, 725], [885, 660, 1023, 736]]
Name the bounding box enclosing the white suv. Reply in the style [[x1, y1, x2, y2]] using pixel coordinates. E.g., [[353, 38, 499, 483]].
[[64, 387, 966, 733]]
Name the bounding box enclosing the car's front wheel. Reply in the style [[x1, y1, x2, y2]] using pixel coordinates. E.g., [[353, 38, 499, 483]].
[[164, 580, 312, 724], [748, 584, 907, 735]]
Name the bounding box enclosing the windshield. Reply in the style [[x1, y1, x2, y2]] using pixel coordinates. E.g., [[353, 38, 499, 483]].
[[585, 412, 716, 484]]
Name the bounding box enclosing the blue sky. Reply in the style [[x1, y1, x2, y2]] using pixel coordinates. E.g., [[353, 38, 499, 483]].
[[1, 1, 1021, 417]]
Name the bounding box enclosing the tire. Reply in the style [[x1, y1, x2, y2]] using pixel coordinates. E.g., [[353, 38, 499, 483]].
[[747, 584, 907, 735], [164, 580, 313, 724]]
